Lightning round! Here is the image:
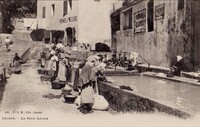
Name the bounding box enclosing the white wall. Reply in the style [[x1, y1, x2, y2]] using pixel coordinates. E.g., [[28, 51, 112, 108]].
[[78, 0, 113, 46], [37, 0, 64, 29]]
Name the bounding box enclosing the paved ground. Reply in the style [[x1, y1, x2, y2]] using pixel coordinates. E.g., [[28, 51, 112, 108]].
[[0, 60, 109, 113]]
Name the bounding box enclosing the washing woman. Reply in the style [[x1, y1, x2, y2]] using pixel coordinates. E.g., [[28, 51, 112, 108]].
[[46, 52, 59, 80], [13, 53, 22, 74], [78, 56, 100, 114]]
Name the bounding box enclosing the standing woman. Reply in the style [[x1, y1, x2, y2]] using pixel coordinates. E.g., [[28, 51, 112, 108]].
[[46, 52, 59, 80], [13, 53, 22, 74], [56, 53, 71, 82], [78, 57, 97, 114]]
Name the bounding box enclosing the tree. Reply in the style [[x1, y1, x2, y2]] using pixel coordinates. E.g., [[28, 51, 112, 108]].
[[0, 0, 37, 33]]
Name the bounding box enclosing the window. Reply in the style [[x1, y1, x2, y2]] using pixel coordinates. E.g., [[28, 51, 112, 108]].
[[63, 0, 72, 16], [178, 0, 184, 10], [63, 0, 68, 16], [123, 9, 132, 30], [147, 0, 154, 32], [42, 7, 46, 18], [111, 14, 120, 34], [51, 4, 55, 16], [69, 0, 72, 10]]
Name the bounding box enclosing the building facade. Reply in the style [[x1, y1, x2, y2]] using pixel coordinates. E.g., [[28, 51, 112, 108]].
[[111, 0, 200, 71], [37, 0, 114, 48]]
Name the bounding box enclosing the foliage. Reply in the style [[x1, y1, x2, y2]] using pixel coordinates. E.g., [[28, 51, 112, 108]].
[[0, 0, 37, 33]]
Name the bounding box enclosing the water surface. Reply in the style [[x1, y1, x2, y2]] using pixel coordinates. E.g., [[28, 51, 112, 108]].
[[106, 75, 200, 114]]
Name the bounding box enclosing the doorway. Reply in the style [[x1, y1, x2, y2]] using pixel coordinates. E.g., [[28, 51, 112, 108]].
[[66, 27, 76, 46]]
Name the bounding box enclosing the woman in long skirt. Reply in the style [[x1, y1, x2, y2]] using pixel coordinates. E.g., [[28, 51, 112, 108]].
[[56, 53, 71, 82], [78, 57, 97, 114], [13, 53, 22, 74], [46, 52, 59, 80]]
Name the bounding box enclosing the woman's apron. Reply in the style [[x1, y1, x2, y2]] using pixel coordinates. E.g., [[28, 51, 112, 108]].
[[57, 61, 66, 81], [81, 83, 95, 104]]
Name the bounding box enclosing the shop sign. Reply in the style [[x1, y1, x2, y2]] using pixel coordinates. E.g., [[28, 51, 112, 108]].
[[60, 16, 78, 23], [155, 4, 165, 20], [134, 9, 146, 33]]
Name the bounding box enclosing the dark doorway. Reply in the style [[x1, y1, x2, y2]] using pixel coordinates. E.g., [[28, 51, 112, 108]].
[[148, 0, 154, 32], [66, 27, 76, 46]]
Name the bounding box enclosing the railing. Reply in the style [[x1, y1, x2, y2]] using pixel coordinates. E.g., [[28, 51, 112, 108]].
[[138, 54, 150, 69]]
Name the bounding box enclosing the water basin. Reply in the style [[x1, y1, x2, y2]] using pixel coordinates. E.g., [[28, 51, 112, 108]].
[[106, 75, 200, 115]]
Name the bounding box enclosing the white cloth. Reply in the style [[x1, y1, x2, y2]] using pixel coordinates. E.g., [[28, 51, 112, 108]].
[[177, 55, 182, 62], [50, 50, 55, 55], [95, 62, 106, 71], [50, 55, 58, 61], [4, 38, 10, 44], [129, 52, 139, 66], [41, 58, 46, 66], [56, 43, 64, 49], [92, 95, 109, 111], [129, 52, 139, 59]]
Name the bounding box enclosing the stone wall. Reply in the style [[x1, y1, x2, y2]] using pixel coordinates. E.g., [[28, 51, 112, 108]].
[[12, 30, 33, 42], [114, 0, 195, 71], [98, 81, 190, 118], [193, 0, 200, 70]]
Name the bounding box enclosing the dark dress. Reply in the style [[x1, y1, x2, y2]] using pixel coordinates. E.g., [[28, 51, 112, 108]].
[[167, 59, 184, 77], [13, 56, 22, 74], [173, 59, 184, 76]]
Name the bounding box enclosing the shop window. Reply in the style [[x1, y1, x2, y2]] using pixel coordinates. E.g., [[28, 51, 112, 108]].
[[42, 7, 46, 18], [63, 0, 68, 16], [123, 9, 132, 30], [147, 0, 154, 32], [178, 0, 184, 10], [51, 4, 55, 16]]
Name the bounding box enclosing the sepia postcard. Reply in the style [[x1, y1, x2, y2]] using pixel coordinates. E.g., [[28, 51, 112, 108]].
[[0, 0, 200, 127]]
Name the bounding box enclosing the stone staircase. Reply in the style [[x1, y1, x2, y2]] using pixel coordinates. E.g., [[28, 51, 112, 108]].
[[0, 39, 43, 68]]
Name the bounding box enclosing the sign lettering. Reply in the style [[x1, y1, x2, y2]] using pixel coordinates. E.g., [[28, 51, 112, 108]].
[[60, 16, 78, 23], [155, 4, 165, 20], [134, 9, 146, 33]]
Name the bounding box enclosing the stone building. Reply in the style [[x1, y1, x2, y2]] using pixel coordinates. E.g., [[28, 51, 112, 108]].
[[37, 0, 114, 48], [0, 9, 2, 33], [111, 0, 200, 71]]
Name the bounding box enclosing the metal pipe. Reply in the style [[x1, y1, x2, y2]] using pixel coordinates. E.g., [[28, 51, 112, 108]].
[[139, 54, 150, 69]]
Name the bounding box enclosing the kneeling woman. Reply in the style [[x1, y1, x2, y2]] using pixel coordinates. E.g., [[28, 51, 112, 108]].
[[13, 53, 22, 74]]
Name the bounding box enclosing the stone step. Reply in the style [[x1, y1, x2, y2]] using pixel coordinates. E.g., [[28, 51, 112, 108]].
[[181, 71, 200, 80]]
